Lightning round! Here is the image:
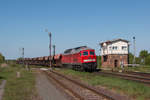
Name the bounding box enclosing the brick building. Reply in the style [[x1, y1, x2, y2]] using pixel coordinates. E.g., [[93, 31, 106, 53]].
[[100, 39, 129, 68]]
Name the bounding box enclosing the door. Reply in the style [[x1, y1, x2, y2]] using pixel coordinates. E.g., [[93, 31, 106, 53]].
[[114, 60, 118, 67]]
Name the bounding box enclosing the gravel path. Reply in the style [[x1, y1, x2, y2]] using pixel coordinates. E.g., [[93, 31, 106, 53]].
[[0, 80, 6, 100], [35, 71, 68, 100]]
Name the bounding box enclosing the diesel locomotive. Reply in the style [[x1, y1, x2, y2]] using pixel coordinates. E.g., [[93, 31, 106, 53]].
[[61, 46, 97, 71]]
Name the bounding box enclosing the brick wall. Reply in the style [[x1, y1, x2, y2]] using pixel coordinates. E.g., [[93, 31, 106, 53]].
[[101, 54, 128, 68]]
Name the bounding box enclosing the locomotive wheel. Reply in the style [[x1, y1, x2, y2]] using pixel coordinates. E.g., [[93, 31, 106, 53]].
[[72, 65, 76, 71]]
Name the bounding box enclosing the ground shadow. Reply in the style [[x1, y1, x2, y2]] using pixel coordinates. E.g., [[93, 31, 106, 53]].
[[0, 76, 5, 79]]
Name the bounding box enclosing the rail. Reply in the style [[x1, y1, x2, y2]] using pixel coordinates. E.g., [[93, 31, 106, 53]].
[[96, 71, 150, 85], [43, 69, 130, 100]]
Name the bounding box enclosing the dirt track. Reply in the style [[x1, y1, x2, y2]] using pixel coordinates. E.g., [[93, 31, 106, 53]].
[[35, 70, 68, 100]]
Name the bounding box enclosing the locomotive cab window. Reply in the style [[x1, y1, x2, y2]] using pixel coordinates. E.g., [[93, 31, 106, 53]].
[[83, 51, 88, 56], [90, 51, 94, 55]]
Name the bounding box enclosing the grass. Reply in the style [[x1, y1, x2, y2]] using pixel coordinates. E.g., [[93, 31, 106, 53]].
[[100, 65, 150, 73], [56, 69, 150, 100], [124, 66, 150, 73], [0, 64, 38, 100]]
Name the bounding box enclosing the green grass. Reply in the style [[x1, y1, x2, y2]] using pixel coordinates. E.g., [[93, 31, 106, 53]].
[[100, 65, 150, 73], [124, 66, 150, 73], [57, 69, 150, 100], [0, 64, 37, 100]]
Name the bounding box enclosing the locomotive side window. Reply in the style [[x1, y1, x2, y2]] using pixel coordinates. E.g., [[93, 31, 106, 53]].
[[90, 51, 94, 55], [83, 51, 88, 56]]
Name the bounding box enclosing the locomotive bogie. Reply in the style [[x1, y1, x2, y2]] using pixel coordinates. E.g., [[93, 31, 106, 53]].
[[83, 62, 97, 72]]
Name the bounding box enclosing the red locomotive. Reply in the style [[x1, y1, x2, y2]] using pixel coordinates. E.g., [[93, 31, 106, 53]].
[[17, 46, 97, 72], [60, 46, 97, 71]]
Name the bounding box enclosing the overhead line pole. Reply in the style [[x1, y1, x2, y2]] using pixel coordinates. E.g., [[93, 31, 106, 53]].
[[133, 36, 136, 64]]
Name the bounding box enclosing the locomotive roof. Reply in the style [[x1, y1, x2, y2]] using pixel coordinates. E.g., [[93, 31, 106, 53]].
[[63, 46, 93, 54]]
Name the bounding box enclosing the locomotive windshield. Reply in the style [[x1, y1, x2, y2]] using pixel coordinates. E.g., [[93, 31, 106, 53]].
[[90, 51, 95, 55], [83, 51, 88, 56]]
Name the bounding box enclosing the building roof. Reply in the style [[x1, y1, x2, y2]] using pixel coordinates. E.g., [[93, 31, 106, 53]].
[[100, 38, 129, 46]]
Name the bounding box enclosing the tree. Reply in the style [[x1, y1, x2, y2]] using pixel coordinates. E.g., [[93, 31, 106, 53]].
[[145, 55, 150, 65], [129, 53, 134, 64], [135, 57, 140, 64], [0, 53, 5, 63], [139, 50, 149, 65]]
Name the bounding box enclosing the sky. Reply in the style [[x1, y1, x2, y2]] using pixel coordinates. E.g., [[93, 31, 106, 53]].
[[0, 0, 150, 59]]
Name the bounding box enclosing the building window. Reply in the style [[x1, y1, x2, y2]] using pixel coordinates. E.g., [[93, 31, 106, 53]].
[[109, 46, 112, 50], [103, 55, 108, 62], [112, 46, 118, 50], [122, 46, 127, 50]]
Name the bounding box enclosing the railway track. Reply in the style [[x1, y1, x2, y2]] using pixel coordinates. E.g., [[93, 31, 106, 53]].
[[96, 71, 150, 85], [125, 71, 150, 78], [42, 69, 129, 100]]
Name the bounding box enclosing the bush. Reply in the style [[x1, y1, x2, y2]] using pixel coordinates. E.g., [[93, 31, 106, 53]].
[[129, 53, 134, 64], [139, 50, 149, 65], [97, 56, 101, 68]]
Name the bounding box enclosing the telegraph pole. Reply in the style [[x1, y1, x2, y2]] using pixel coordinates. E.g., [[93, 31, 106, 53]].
[[45, 29, 52, 67], [49, 32, 52, 67], [53, 45, 55, 56], [133, 36, 136, 64], [22, 48, 24, 66]]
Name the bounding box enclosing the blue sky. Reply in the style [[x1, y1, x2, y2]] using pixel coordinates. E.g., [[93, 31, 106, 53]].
[[0, 0, 150, 59]]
